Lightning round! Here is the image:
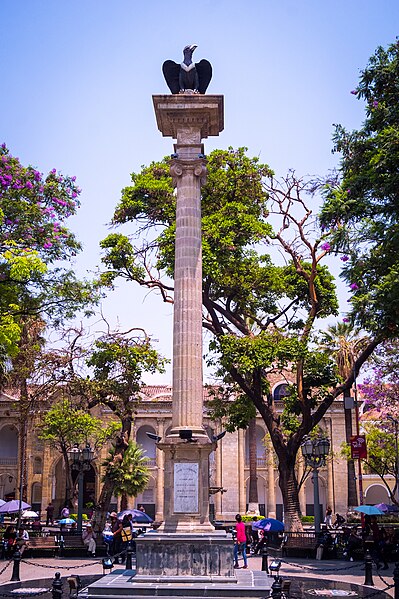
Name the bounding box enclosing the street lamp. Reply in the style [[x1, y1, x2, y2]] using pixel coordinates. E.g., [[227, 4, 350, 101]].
[[301, 436, 330, 535], [387, 415, 399, 503], [67, 443, 94, 532]]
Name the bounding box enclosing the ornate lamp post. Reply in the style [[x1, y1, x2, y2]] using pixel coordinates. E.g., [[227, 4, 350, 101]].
[[67, 444, 94, 532], [301, 436, 330, 535]]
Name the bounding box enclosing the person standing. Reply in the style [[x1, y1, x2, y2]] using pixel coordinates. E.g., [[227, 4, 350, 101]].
[[233, 514, 248, 569], [110, 512, 123, 564], [45, 502, 54, 526], [324, 506, 333, 527]]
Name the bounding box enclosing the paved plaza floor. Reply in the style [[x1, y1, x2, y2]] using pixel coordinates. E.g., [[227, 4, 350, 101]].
[[0, 554, 395, 597]]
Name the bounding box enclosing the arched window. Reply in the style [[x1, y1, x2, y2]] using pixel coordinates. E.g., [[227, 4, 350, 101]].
[[273, 384, 290, 402], [33, 457, 43, 475], [31, 482, 42, 504], [0, 425, 18, 465], [136, 425, 157, 466]]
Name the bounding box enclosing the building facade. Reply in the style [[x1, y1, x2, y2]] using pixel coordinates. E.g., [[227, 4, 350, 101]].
[[0, 383, 393, 521]]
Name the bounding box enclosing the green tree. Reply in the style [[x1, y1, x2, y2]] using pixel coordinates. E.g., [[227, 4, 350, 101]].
[[100, 149, 378, 530], [38, 398, 120, 506], [46, 327, 167, 526], [0, 144, 96, 367], [102, 441, 150, 512], [320, 39, 399, 338]]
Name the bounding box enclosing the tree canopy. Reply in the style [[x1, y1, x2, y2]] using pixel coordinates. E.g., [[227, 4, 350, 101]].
[[319, 39, 399, 337], [99, 147, 380, 530], [0, 144, 95, 362]]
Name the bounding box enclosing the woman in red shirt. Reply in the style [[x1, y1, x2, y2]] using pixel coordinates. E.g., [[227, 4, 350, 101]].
[[234, 514, 248, 568]]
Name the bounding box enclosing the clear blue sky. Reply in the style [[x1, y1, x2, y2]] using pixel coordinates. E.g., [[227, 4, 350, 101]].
[[1, 1, 398, 382]]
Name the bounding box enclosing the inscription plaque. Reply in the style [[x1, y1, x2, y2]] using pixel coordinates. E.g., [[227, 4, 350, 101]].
[[174, 462, 199, 513]]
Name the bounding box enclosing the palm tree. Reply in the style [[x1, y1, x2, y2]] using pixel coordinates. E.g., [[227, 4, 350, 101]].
[[320, 322, 368, 507], [101, 441, 150, 513]]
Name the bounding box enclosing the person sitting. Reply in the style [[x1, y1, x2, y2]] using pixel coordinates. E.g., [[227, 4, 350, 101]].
[[82, 524, 97, 557], [16, 527, 30, 555], [4, 525, 16, 558]]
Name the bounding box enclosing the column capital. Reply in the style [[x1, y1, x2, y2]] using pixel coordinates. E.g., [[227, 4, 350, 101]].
[[170, 157, 207, 186]]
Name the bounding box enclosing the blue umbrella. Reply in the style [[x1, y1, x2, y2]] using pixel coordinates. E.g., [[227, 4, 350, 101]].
[[58, 517, 76, 524], [354, 505, 383, 515], [117, 508, 153, 523], [253, 518, 284, 532]]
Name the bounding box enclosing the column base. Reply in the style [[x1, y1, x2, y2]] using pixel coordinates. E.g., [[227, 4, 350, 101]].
[[135, 532, 235, 581]]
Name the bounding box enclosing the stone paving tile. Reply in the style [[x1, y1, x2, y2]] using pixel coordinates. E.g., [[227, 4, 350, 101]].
[[0, 555, 395, 597]]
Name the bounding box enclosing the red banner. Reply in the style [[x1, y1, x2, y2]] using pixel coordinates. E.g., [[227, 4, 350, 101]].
[[350, 435, 367, 459]]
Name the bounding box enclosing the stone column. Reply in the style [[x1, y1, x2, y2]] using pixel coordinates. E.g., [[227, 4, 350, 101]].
[[155, 418, 165, 521], [267, 446, 277, 519], [134, 95, 233, 583], [238, 429, 246, 513]]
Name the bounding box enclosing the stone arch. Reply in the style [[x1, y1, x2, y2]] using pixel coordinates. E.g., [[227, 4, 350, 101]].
[[135, 474, 156, 520], [272, 383, 290, 402], [364, 483, 391, 505], [136, 425, 157, 465], [245, 474, 267, 513], [31, 482, 42, 512], [304, 473, 327, 520]]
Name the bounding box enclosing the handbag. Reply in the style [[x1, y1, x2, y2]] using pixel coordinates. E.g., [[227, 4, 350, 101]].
[[121, 526, 132, 542]]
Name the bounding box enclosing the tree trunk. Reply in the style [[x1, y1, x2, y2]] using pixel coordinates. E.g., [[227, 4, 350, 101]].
[[94, 477, 115, 533], [277, 451, 303, 532], [120, 493, 128, 511], [247, 417, 259, 513], [62, 448, 74, 508], [344, 399, 358, 507]]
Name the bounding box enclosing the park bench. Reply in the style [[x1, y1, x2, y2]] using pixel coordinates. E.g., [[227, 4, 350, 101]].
[[58, 534, 86, 556], [281, 532, 319, 558], [27, 535, 59, 556]]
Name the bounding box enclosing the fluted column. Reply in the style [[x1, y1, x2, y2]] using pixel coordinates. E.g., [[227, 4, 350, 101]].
[[170, 156, 207, 435], [267, 441, 276, 518], [155, 419, 165, 521]]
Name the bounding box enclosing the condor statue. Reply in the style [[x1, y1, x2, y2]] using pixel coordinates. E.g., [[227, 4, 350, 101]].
[[162, 44, 212, 94]]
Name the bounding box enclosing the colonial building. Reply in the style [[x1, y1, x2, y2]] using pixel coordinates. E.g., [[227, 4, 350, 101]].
[[0, 383, 393, 521]]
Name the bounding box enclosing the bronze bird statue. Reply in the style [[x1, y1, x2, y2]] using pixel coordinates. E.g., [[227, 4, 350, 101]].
[[162, 44, 212, 94]]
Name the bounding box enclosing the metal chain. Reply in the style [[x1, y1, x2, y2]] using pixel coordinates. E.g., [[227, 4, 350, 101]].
[[0, 559, 12, 577], [280, 558, 362, 572], [21, 548, 128, 571]]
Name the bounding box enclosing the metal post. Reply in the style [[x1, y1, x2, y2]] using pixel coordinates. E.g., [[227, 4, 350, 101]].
[[52, 571, 63, 599], [77, 469, 84, 533], [261, 543, 269, 573], [10, 547, 21, 581], [271, 576, 283, 598], [393, 561, 399, 599], [313, 467, 321, 534], [125, 541, 133, 570], [364, 544, 374, 586]]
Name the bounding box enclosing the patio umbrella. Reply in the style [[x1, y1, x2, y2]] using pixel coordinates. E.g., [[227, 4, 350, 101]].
[[375, 503, 399, 513], [0, 500, 31, 514], [0, 499, 5, 507], [21, 510, 39, 519], [117, 508, 153, 523], [58, 517, 76, 525], [354, 505, 383, 516], [253, 518, 284, 532]]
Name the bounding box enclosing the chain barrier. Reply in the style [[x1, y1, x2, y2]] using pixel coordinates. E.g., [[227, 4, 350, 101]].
[[280, 558, 362, 573], [21, 548, 128, 571], [0, 560, 12, 577]]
